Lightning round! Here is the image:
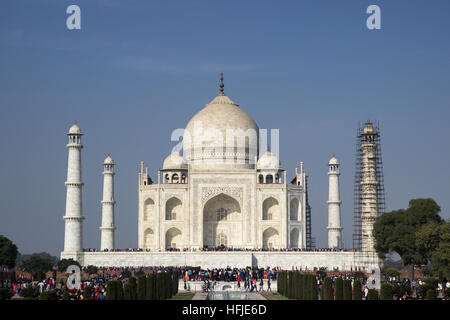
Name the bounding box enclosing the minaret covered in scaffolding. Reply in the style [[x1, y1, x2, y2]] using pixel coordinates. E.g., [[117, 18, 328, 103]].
[[353, 121, 386, 251]]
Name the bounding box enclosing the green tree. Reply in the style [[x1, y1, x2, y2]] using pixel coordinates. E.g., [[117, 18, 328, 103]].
[[416, 221, 450, 280], [383, 268, 400, 278], [321, 277, 334, 300], [343, 280, 352, 300], [0, 288, 14, 300], [172, 270, 179, 295], [352, 279, 362, 300], [20, 287, 39, 298], [335, 278, 343, 300], [83, 285, 92, 300], [19, 255, 53, 281], [61, 290, 70, 300], [374, 198, 443, 284], [0, 235, 18, 268], [146, 274, 156, 300], [57, 258, 80, 272], [137, 275, 146, 300], [367, 289, 379, 300], [39, 290, 57, 300], [121, 269, 132, 279], [106, 280, 115, 300], [156, 273, 164, 300], [115, 280, 124, 300], [85, 265, 98, 276], [310, 275, 318, 300], [380, 283, 393, 300], [299, 274, 305, 300], [128, 277, 137, 300], [392, 283, 411, 298], [17, 252, 58, 266], [425, 289, 437, 300], [417, 278, 438, 298], [123, 283, 133, 300]]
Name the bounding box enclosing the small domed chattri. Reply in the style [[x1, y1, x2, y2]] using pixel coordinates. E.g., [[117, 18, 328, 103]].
[[68, 120, 82, 134]]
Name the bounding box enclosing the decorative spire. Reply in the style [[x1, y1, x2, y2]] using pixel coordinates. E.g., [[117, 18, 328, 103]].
[[219, 72, 225, 95]]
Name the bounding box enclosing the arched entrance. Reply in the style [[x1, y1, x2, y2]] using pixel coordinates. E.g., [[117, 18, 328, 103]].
[[290, 228, 299, 248], [165, 227, 182, 250], [144, 228, 154, 249], [144, 198, 154, 221], [166, 197, 182, 220], [203, 193, 241, 248], [263, 227, 279, 249], [262, 197, 280, 220], [290, 198, 299, 221]]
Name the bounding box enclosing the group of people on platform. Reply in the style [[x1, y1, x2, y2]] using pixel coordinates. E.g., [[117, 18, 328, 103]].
[[86, 246, 352, 252], [2, 265, 449, 300], [181, 266, 276, 293]]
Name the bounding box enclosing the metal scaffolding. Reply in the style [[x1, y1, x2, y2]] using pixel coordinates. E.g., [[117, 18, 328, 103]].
[[352, 121, 386, 250], [305, 175, 312, 250]]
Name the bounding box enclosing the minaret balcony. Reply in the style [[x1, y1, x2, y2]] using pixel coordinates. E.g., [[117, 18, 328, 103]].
[[65, 181, 84, 187]]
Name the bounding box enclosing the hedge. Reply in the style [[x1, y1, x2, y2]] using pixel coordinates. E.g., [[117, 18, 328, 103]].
[[38, 290, 58, 300], [310, 275, 318, 300], [0, 288, 14, 300], [137, 275, 147, 300], [321, 278, 334, 300], [367, 289, 379, 300], [128, 277, 137, 300], [62, 291, 71, 300], [146, 274, 156, 300], [380, 283, 393, 300], [123, 283, 133, 300], [20, 287, 39, 298], [106, 280, 124, 300], [425, 289, 437, 300], [343, 280, 352, 300], [115, 280, 124, 300], [335, 278, 343, 300], [352, 279, 362, 300], [83, 285, 92, 300]]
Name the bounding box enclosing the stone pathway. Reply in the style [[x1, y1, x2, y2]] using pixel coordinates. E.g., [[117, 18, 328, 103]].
[[192, 291, 266, 300]]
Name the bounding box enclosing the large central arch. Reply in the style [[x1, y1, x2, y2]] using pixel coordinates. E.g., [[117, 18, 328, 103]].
[[203, 193, 241, 248]]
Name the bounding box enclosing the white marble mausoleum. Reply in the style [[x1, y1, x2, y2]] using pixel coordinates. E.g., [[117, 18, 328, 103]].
[[61, 76, 382, 274]]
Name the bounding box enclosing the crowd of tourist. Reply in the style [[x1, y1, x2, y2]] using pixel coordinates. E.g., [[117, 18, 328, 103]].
[[1, 264, 448, 300], [84, 246, 353, 252]]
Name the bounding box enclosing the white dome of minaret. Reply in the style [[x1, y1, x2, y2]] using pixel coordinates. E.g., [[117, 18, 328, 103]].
[[104, 154, 115, 165], [329, 155, 339, 165], [68, 121, 82, 135]]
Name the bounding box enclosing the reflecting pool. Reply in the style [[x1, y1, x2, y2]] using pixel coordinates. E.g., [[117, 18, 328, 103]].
[[206, 291, 249, 300]]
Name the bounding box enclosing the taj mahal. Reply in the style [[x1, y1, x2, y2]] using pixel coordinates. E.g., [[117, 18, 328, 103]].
[[61, 75, 382, 274]]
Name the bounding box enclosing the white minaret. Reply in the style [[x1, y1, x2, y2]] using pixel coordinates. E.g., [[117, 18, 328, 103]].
[[360, 123, 379, 252], [100, 154, 116, 251], [63, 121, 85, 252], [327, 156, 343, 249]]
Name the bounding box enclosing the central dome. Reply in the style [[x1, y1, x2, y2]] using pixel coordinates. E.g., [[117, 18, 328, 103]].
[[183, 89, 259, 170]]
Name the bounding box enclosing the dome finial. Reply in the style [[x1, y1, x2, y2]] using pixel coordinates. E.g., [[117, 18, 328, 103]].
[[219, 72, 225, 95]]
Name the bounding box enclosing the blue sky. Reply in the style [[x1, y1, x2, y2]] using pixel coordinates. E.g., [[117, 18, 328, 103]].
[[0, 0, 449, 256]]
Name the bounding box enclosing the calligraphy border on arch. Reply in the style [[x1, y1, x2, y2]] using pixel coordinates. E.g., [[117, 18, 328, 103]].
[[201, 186, 243, 205]]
